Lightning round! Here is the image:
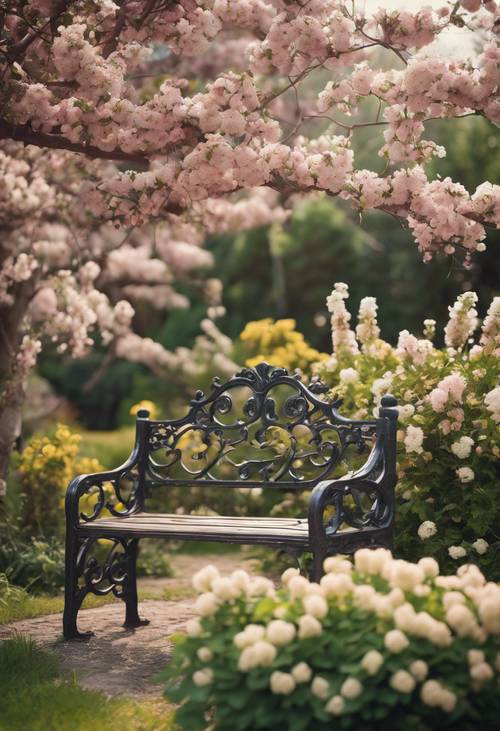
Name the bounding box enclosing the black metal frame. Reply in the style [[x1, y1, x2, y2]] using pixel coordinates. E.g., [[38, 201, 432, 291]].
[[63, 362, 398, 640]]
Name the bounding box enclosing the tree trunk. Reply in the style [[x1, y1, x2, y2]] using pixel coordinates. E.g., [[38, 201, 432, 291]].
[[0, 274, 36, 497]]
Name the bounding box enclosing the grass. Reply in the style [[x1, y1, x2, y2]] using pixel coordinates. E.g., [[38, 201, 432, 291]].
[[0, 589, 160, 626], [77, 426, 136, 469], [0, 636, 176, 731]]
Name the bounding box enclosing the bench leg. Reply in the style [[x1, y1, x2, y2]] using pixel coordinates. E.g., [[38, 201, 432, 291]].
[[123, 538, 150, 629], [63, 531, 93, 641], [309, 548, 326, 583]]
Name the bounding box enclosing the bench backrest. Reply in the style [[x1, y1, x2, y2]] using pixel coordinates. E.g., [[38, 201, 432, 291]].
[[135, 362, 389, 491]]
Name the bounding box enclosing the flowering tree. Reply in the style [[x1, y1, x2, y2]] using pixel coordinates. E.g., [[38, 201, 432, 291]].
[[1, 0, 499, 491]]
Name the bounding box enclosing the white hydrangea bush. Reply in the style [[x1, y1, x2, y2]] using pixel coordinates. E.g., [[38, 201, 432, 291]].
[[164, 552, 500, 731], [306, 285, 500, 579]]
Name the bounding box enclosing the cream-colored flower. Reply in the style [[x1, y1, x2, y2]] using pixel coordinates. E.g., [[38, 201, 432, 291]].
[[303, 594, 328, 619], [192, 565, 220, 593], [291, 662, 312, 684], [298, 614, 322, 639], [340, 677, 363, 699], [311, 676, 330, 699], [266, 620, 296, 646], [238, 640, 277, 671], [470, 662, 494, 682], [234, 624, 265, 649], [186, 618, 202, 637], [390, 670, 415, 693], [193, 668, 213, 687], [360, 649, 384, 676], [472, 538, 489, 555], [281, 567, 300, 585], [270, 671, 296, 695], [417, 521, 437, 540], [197, 646, 213, 663], [448, 545, 467, 560], [323, 556, 352, 574], [467, 649, 485, 666], [194, 592, 219, 617], [325, 694, 344, 715], [384, 629, 409, 653], [409, 660, 428, 681], [320, 572, 353, 597]]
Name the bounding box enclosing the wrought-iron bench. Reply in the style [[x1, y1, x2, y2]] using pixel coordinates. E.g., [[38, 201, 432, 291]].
[[63, 362, 398, 640]]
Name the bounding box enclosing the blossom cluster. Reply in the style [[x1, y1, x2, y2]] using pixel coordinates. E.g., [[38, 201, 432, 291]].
[[165, 551, 500, 730]]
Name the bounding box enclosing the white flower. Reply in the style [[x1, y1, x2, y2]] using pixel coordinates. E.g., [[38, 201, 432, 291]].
[[197, 647, 213, 662], [193, 668, 213, 686], [484, 386, 500, 422], [446, 604, 478, 638], [448, 545, 467, 560], [303, 594, 328, 618], [321, 572, 353, 597], [325, 695, 344, 715], [470, 662, 494, 682], [383, 559, 425, 591], [354, 548, 392, 575], [234, 624, 265, 649], [192, 564, 220, 592], [360, 649, 384, 676], [390, 670, 415, 694], [212, 577, 237, 601], [456, 467, 474, 483], [472, 538, 489, 555], [298, 614, 322, 639], [384, 629, 409, 653], [417, 521, 437, 540], [451, 436, 474, 459], [418, 557, 439, 577], [270, 671, 296, 695], [442, 591, 466, 611], [266, 620, 296, 646], [230, 570, 250, 592], [281, 567, 300, 585], [340, 677, 363, 699], [238, 640, 277, 671], [404, 425, 424, 454], [468, 650, 485, 666], [339, 367, 359, 384], [323, 557, 352, 574], [194, 592, 219, 617], [288, 575, 310, 599], [291, 662, 312, 684], [311, 676, 330, 699], [186, 618, 202, 637], [398, 404, 415, 421], [421, 680, 456, 712], [409, 660, 428, 681]]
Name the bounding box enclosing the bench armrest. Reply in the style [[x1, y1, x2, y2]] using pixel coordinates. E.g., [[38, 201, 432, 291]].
[[65, 413, 149, 530], [308, 396, 398, 547]]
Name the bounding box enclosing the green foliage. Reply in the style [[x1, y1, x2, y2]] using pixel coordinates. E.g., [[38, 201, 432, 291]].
[[0, 521, 66, 594], [164, 558, 500, 731], [137, 540, 174, 578], [0, 637, 176, 731]]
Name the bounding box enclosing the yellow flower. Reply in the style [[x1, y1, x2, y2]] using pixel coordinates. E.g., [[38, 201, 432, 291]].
[[41, 444, 56, 458]]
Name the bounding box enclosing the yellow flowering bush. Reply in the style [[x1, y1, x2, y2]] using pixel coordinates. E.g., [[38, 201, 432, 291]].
[[19, 424, 104, 536], [164, 552, 500, 731], [239, 318, 328, 373]]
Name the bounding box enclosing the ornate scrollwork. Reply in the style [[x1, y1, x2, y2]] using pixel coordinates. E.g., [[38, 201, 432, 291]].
[[77, 464, 142, 523], [146, 362, 378, 488], [76, 537, 131, 598]]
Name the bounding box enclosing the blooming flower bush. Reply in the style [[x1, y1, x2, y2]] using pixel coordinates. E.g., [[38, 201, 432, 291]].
[[264, 285, 499, 578], [164, 551, 500, 730]]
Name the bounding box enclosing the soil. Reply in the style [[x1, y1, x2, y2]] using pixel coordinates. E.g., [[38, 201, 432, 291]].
[[0, 551, 258, 699]]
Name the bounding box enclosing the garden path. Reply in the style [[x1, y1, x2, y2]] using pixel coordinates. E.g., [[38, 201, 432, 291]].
[[0, 551, 258, 699]]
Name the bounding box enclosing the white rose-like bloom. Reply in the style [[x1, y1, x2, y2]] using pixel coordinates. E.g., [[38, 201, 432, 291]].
[[442, 591, 466, 611], [353, 585, 376, 611], [282, 567, 300, 585], [404, 425, 424, 454], [417, 521, 437, 540], [472, 538, 489, 555], [303, 594, 328, 619], [320, 572, 353, 598], [266, 620, 296, 646], [291, 662, 312, 684], [360, 649, 384, 676], [194, 592, 219, 617], [212, 577, 238, 601], [230, 570, 250, 592], [340, 677, 363, 699], [339, 367, 359, 384], [325, 695, 344, 715], [384, 629, 409, 653], [354, 548, 392, 575], [288, 575, 310, 599], [470, 662, 494, 682], [448, 545, 467, 560], [484, 387, 500, 422], [270, 671, 296, 695], [409, 660, 428, 681], [383, 559, 425, 591], [390, 670, 415, 693], [468, 649, 485, 666], [418, 557, 439, 577], [323, 557, 352, 574], [456, 467, 474, 483], [192, 564, 220, 592], [238, 640, 277, 671], [197, 647, 213, 662], [446, 603, 478, 638], [186, 618, 202, 637], [451, 436, 474, 459], [248, 577, 275, 596], [398, 404, 415, 421], [193, 668, 213, 687], [234, 624, 265, 649], [311, 676, 330, 699], [478, 595, 500, 634], [298, 614, 322, 639]]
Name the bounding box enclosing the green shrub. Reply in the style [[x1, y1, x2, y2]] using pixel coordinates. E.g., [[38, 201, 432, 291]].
[[0, 521, 65, 594], [164, 552, 500, 731]]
